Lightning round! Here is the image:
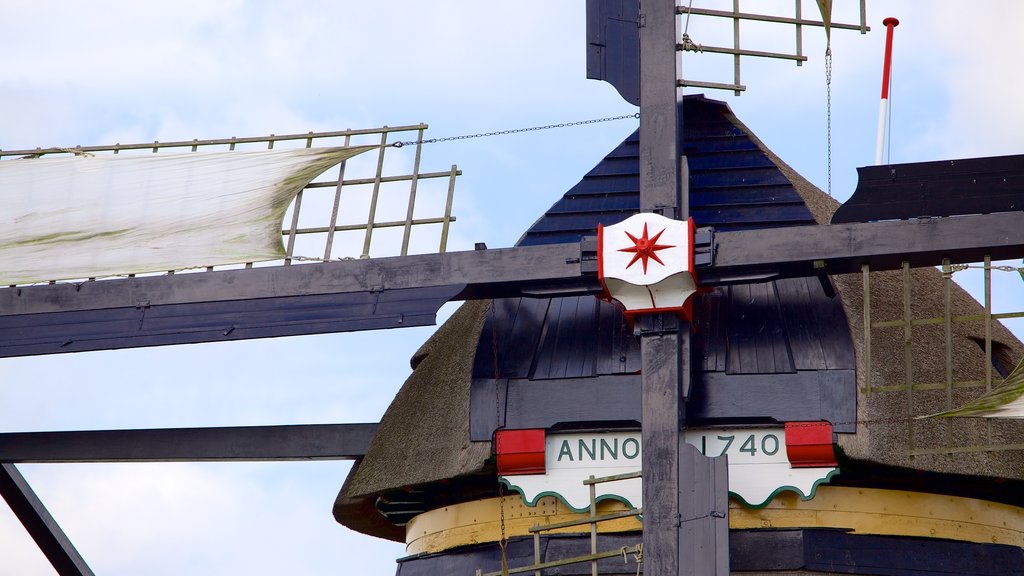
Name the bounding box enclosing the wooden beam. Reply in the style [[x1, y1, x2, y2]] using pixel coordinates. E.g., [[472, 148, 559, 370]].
[[706, 211, 1024, 282], [637, 0, 690, 572], [0, 423, 378, 463], [0, 463, 95, 576], [2, 212, 1023, 358]]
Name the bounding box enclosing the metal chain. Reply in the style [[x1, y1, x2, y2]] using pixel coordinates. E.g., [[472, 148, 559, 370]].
[[825, 45, 833, 197], [950, 263, 1024, 274], [391, 113, 640, 148], [490, 303, 509, 576]]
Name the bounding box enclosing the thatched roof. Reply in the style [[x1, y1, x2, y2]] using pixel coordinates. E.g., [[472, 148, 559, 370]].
[[334, 96, 1024, 541], [735, 107, 1024, 478], [333, 299, 493, 540]]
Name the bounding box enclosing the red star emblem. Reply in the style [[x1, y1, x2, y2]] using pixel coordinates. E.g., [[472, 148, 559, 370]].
[[618, 223, 674, 274]]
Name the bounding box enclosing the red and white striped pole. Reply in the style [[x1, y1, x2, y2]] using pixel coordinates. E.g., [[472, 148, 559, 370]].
[[875, 17, 900, 165]]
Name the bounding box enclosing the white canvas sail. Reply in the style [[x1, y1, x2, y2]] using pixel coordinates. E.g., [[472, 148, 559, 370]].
[[0, 146, 372, 285]]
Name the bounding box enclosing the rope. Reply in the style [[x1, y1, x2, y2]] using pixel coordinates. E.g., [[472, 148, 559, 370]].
[[680, 0, 702, 52], [390, 113, 640, 148]]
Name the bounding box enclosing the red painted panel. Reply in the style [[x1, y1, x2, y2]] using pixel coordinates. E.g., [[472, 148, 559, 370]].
[[495, 429, 546, 475], [785, 422, 837, 468]]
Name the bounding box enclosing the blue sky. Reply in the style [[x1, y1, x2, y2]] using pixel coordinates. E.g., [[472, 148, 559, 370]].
[[2, 2, 1023, 574]]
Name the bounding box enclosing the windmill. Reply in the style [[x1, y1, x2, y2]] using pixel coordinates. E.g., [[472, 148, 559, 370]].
[[2, 2, 1024, 575]]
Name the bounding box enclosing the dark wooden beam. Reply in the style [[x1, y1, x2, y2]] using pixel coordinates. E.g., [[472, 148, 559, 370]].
[[2, 212, 1023, 358], [0, 423, 378, 463], [0, 463, 95, 576], [706, 211, 1024, 282], [0, 243, 588, 316], [0, 243, 592, 358], [638, 0, 688, 573]]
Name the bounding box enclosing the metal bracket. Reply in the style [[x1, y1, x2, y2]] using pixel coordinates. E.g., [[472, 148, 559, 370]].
[[694, 226, 714, 267], [813, 259, 837, 298], [633, 313, 681, 338]]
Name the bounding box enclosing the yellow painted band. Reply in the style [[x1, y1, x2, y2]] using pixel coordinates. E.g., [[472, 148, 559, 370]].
[[731, 486, 1024, 548], [405, 495, 642, 555], [404, 486, 1024, 555]]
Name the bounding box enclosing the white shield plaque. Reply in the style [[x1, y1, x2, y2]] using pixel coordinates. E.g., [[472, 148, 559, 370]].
[[598, 212, 697, 314]]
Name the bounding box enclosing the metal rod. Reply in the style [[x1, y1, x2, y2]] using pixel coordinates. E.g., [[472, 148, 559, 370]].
[[676, 44, 808, 62], [984, 255, 993, 392], [903, 261, 914, 453], [863, 263, 872, 395], [582, 470, 643, 484], [532, 530, 541, 576], [871, 310, 1024, 328], [440, 165, 458, 253], [283, 217, 458, 237], [943, 258, 953, 448], [909, 443, 1024, 457], [478, 546, 642, 576], [869, 380, 993, 393], [676, 6, 869, 32], [985, 254, 993, 448], [589, 476, 598, 576], [304, 169, 460, 188], [732, 0, 741, 96], [528, 509, 643, 533], [794, 0, 803, 67], [0, 124, 428, 157], [401, 128, 425, 256], [360, 131, 390, 259], [285, 182, 303, 266], [678, 79, 747, 92], [324, 133, 352, 260]]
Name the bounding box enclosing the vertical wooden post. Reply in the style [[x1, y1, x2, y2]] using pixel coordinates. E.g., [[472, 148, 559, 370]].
[[639, 314, 683, 575], [638, 1, 688, 575]]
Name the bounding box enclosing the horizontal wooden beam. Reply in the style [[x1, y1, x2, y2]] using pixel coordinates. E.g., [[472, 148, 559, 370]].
[[1, 211, 1023, 356], [0, 423, 378, 463], [0, 243, 589, 316], [705, 211, 1024, 283]]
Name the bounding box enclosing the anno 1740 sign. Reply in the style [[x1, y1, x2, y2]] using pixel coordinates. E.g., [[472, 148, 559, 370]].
[[498, 427, 839, 511]]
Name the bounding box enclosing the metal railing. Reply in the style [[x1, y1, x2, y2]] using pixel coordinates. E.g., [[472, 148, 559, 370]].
[[861, 258, 1024, 456], [477, 471, 643, 576], [0, 125, 460, 281], [676, 0, 869, 94]]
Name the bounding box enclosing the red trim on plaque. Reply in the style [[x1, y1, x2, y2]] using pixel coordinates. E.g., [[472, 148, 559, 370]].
[[784, 421, 837, 468], [687, 217, 697, 285], [495, 429, 546, 475]]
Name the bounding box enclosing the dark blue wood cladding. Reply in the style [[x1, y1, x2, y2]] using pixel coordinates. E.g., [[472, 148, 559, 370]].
[[726, 282, 796, 375], [396, 530, 1023, 575], [472, 95, 855, 437]]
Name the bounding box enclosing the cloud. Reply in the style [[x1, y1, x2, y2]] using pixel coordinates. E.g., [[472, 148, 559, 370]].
[[13, 462, 403, 576]]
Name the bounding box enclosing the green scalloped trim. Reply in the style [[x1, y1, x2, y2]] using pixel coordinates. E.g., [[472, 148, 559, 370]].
[[729, 468, 841, 509], [499, 477, 639, 514], [500, 467, 840, 514]]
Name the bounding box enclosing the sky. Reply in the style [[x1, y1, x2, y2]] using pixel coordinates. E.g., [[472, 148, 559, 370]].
[[2, 2, 1023, 575]]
